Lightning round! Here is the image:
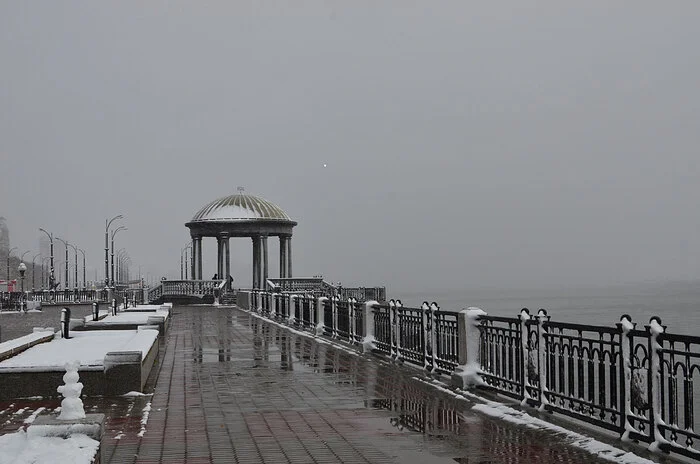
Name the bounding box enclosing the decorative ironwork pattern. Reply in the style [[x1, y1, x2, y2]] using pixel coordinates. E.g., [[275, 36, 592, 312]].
[[373, 304, 391, 354], [542, 320, 624, 432], [434, 310, 459, 374], [478, 315, 523, 399]]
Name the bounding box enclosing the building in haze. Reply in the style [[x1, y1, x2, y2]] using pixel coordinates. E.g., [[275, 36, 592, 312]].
[[0, 217, 9, 257]]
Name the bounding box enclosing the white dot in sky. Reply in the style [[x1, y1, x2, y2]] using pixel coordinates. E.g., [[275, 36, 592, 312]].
[[323, 164, 327, 168]]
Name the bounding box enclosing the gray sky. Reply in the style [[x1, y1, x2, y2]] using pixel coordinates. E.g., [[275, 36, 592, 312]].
[[1, 1, 699, 294]]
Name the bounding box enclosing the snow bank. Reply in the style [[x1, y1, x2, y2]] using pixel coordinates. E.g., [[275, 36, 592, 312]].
[[0, 329, 158, 371], [0, 430, 99, 464]]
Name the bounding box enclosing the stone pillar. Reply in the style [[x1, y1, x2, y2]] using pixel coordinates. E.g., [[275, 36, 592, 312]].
[[216, 236, 223, 279], [262, 235, 268, 290], [279, 236, 287, 278], [224, 234, 231, 289], [196, 237, 203, 280], [252, 236, 259, 289], [287, 237, 293, 278], [190, 236, 196, 281]]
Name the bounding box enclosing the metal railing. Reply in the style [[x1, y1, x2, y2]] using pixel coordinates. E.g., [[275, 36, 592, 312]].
[[266, 278, 386, 302], [147, 279, 225, 302], [475, 309, 700, 459], [237, 290, 700, 460]]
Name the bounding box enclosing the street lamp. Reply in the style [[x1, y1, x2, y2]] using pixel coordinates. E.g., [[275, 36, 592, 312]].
[[105, 215, 123, 287], [7, 246, 17, 281], [65, 243, 78, 291], [180, 244, 192, 280], [55, 237, 69, 290], [39, 228, 55, 290], [111, 226, 127, 287], [41, 257, 50, 290], [78, 249, 86, 289], [18, 262, 26, 311], [32, 253, 41, 291], [117, 248, 129, 284]]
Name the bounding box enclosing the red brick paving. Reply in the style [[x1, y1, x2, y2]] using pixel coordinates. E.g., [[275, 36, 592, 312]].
[[0, 306, 665, 463]]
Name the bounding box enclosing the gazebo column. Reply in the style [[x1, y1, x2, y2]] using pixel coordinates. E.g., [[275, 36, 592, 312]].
[[287, 236, 293, 278], [262, 235, 268, 289], [190, 235, 199, 280], [279, 236, 287, 278], [196, 237, 203, 280], [252, 236, 260, 289], [223, 233, 231, 289], [216, 236, 223, 279]]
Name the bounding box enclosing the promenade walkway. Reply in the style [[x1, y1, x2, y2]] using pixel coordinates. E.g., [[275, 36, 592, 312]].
[[0, 306, 669, 463]]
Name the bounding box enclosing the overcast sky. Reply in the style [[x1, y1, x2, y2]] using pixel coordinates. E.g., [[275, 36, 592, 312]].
[[1, 1, 699, 295]]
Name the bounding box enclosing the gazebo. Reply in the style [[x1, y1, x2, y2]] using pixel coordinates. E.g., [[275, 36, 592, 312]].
[[185, 190, 297, 289]]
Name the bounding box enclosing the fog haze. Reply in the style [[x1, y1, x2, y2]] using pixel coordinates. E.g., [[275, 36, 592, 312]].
[[2, 2, 699, 294]]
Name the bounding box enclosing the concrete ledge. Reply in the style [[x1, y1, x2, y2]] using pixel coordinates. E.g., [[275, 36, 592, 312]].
[[0, 337, 159, 400], [30, 413, 105, 463], [0, 331, 55, 362], [75, 315, 169, 336], [104, 351, 142, 396]]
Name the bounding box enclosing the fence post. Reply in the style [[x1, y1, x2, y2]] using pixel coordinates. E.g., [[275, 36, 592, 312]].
[[519, 308, 532, 406], [536, 309, 550, 411], [348, 297, 357, 343], [422, 302, 433, 373], [270, 294, 277, 319], [316, 297, 328, 336], [61, 307, 71, 339], [647, 316, 670, 453], [112, 298, 117, 316], [361, 300, 378, 353], [451, 307, 486, 389], [331, 295, 339, 339], [390, 299, 403, 363], [620, 314, 635, 442], [288, 295, 297, 325]]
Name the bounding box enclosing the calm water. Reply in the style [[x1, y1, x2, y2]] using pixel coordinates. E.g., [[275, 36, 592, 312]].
[[395, 280, 700, 336]]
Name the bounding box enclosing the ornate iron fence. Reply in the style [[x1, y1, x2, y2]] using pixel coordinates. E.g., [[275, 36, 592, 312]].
[[240, 290, 700, 460]]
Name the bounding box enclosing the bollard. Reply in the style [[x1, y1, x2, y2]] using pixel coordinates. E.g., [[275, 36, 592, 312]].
[[61, 307, 71, 339], [92, 301, 99, 321], [112, 298, 116, 316]]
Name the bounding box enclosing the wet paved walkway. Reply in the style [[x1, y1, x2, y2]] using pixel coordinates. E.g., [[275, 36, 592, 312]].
[[0, 306, 667, 463]]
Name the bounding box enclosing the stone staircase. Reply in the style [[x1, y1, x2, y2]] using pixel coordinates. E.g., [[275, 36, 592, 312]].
[[220, 292, 237, 306]]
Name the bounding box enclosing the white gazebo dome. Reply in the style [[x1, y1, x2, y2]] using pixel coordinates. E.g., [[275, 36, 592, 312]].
[[190, 194, 293, 223]]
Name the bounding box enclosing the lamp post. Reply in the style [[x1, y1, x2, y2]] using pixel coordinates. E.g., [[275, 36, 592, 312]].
[[65, 243, 78, 291], [180, 244, 192, 279], [78, 249, 86, 289], [55, 238, 69, 290], [39, 228, 55, 291], [7, 246, 17, 281], [117, 248, 128, 284], [32, 253, 41, 291], [105, 215, 123, 288], [111, 226, 127, 287], [18, 262, 26, 311], [41, 257, 50, 290]]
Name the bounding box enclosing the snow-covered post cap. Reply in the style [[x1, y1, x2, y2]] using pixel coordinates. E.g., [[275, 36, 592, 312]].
[[57, 360, 86, 421]]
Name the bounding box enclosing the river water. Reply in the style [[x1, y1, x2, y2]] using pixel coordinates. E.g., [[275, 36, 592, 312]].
[[394, 280, 700, 336]]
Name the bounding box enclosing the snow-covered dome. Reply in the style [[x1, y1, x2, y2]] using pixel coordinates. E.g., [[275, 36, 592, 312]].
[[190, 194, 292, 222]]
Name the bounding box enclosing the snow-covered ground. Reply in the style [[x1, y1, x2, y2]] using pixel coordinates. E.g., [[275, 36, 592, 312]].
[[0, 329, 158, 371], [0, 329, 54, 354], [0, 430, 99, 464], [96, 310, 168, 325]]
